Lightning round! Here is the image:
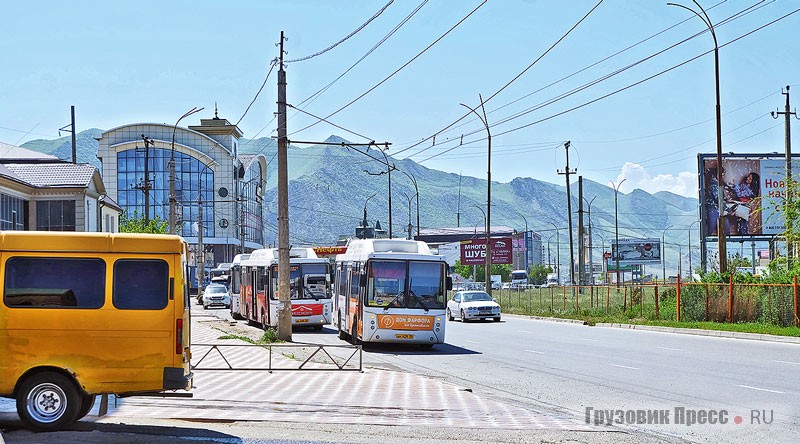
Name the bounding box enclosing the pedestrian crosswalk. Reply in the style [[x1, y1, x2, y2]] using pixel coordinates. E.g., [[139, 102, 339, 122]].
[[100, 317, 592, 430]]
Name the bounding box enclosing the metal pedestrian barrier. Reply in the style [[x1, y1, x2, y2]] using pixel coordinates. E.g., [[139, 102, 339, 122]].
[[191, 342, 363, 372]]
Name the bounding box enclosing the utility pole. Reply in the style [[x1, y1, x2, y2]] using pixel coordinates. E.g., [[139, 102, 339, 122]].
[[136, 134, 154, 224], [276, 32, 292, 341], [558, 141, 577, 286], [577, 176, 585, 287], [772, 85, 798, 264], [197, 172, 204, 302], [70, 106, 76, 164]]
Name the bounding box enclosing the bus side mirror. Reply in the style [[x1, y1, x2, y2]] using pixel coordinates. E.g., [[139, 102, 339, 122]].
[[446, 276, 453, 290]]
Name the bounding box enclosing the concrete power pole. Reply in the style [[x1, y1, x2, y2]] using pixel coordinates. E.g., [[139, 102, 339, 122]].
[[558, 141, 577, 286], [577, 176, 585, 287], [772, 85, 798, 264], [276, 32, 292, 341]]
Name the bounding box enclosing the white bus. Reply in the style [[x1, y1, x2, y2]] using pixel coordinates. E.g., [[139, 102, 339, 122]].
[[240, 248, 332, 330], [510, 269, 528, 287], [333, 238, 451, 348], [228, 254, 249, 320]]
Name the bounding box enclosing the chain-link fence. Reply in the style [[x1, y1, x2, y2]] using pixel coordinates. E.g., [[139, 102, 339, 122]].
[[488, 279, 799, 327]]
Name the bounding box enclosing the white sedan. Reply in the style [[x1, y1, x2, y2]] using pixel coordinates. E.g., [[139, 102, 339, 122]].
[[447, 290, 501, 322]]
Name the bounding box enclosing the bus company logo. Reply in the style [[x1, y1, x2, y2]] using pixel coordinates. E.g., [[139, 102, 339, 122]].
[[292, 305, 321, 316], [379, 315, 395, 329]]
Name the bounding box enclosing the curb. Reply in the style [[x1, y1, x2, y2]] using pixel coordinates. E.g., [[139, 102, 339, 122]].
[[504, 313, 588, 325], [596, 323, 800, 344]]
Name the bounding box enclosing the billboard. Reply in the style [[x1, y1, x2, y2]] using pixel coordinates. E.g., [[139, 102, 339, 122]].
[[460, 237, 513, 265], [611, 238, 661, 266], [698, 153, 800, 239]]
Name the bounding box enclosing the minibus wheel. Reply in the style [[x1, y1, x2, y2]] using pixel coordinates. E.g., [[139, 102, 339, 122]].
[[16, 371, 80, 431], [337, 315, 349, 341], [75, 393, 95, 420]]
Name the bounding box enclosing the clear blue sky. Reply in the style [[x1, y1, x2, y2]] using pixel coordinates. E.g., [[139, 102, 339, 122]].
[[1, 0, 798, 198]]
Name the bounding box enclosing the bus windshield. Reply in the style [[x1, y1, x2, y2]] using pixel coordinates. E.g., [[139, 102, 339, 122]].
[[270, 263, 332, 300], [367, 260, 446, 309]]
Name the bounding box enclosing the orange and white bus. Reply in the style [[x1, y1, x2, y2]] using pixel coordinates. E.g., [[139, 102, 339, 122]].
[[333, 238, 451, 348], [0, 231, 192, 431], [240, 248, 332, 330]]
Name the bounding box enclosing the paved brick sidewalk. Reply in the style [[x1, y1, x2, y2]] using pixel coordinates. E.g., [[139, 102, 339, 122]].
[[101, 317, 593, 431]]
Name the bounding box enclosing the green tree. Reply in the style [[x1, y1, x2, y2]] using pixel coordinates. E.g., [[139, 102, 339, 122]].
[[528, 264, 552, 285], [119, 211, 168, 234], [450, 261, 510, 283]]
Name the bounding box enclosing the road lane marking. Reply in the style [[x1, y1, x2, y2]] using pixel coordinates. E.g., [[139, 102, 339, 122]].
[[658, 346, 684, 352], [577, 338, 599, 342], [525, 350, 545, 354], [773, 360, 800, 365], [518, 330, 534, 334], [610, 364, 640, 370], [466, 340, 480, 344], [736, 384, 784, 394]]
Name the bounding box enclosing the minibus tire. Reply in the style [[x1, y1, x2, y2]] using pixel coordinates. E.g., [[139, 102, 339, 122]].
[[75, 393, 95, 420], [16, 371, 81, 431]]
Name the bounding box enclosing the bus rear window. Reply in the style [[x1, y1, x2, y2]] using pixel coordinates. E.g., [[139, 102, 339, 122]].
[[113, 259, 169, 310], [3, 257, 106, 308]]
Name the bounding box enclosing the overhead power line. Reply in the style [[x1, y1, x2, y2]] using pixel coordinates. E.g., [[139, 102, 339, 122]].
[[285, 0, 395, 64]]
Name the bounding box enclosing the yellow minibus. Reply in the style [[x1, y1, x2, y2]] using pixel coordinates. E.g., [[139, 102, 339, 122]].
[[0, 231, 192, 431]]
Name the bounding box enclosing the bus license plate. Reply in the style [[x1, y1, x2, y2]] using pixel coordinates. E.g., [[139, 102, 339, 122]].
[[395, 334, 414, 339], [295, 319, 308, 323]]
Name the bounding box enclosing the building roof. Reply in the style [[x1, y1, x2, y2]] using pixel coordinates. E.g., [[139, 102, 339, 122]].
[[0, 142, 59, 160], [3, 163, 98, 188]]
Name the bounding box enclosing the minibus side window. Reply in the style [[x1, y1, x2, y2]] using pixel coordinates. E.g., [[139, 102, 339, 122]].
[[3, 257, 105, 308], [113, 259, 169, 310]]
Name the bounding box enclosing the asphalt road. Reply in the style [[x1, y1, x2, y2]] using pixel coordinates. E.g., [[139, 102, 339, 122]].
[[287, 311, 800, 444]]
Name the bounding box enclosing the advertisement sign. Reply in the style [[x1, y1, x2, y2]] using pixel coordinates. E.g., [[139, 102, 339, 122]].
[[611, 238, 661, 266], [698, 153, 800, 239], [460, 237, 513, 265], [377, 314, 434, 331], [313, 246, 347, 256]]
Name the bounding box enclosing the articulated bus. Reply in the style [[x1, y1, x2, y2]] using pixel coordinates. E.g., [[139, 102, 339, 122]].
[[333, 238, 451, 348], [228, 254, 249, 320], [0, 232, 192, 431], [240, 248, 332, 330]]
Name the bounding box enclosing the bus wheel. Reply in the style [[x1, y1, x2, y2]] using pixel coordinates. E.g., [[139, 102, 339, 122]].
[[16, 371, 81, 431], [337, 315, 349, 341], [75, 393, 95, 420], [350, 321, 361, 345]]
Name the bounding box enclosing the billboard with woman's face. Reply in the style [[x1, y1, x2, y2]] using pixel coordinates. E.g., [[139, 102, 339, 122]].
[[698, 153, 799, 239]]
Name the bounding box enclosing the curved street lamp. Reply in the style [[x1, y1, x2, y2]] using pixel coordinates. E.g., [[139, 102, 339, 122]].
[[668, 0, 725, 272], [610, 179, 626, 287], [169, 106, 204, 234], [364, 144, 395, 238], [361, 193, 378, 238], [662, 224, 674, 282], [461, 95, 492, 295], [473, 204, 490, 293], [399, 170, 420, 239]]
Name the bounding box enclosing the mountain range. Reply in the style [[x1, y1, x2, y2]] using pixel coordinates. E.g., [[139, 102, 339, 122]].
[[19, 130, 700, 277]]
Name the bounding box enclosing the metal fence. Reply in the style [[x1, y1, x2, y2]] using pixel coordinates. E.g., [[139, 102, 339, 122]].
[[488, 277, 800, 328]]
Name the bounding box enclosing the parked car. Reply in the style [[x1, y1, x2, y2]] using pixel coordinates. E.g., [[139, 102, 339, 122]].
[[446, 290, 501, 322], [201, 283, 231, 309]]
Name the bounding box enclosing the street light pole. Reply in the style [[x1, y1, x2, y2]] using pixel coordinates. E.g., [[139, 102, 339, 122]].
[[402, 191, 413, 239], [400, 170, 420, 239], [169, 107, 204, 234], [583, 196, 596, 284], [548, 221, 561, 284], [610, 179, 626, 287], [461, 95, 492, 295], [689, 220, 700, 280], [473, 205, 489, 291], [668, 0, 726, 272], [515, 211, 529, 272], [362, 193, 378, 238], [662, 225, 673, 282], [364, 145, 395, 238]]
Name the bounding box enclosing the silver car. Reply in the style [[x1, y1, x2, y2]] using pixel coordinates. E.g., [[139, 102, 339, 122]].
[[201, 283, 231, 309]]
